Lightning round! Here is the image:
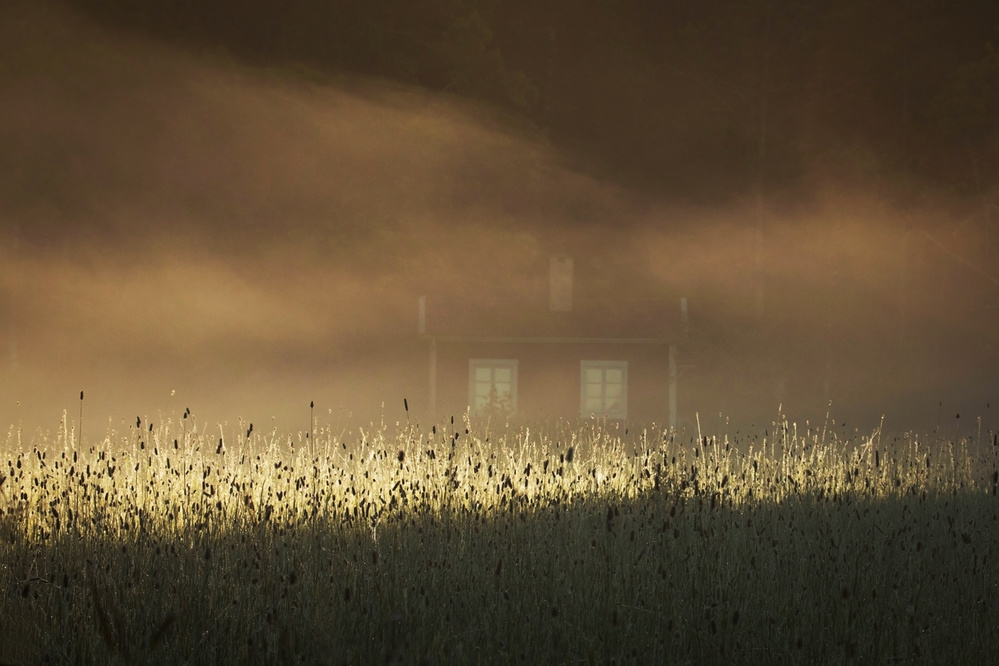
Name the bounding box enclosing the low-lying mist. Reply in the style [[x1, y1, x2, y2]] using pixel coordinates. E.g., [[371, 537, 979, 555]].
[[2, 1, 996, 441]]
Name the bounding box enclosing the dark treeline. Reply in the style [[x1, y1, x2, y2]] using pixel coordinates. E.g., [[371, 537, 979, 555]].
[[60, 0, 999, 203]]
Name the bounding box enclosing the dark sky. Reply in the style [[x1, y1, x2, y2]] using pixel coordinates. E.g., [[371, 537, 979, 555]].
[[2, 0, 998, 438]]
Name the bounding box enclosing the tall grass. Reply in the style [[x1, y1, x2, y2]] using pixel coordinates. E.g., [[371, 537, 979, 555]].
[[1, 410, 997, 663]]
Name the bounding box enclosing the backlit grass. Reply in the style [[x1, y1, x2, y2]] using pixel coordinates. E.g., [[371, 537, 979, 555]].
[[1, 411, 998, 663]]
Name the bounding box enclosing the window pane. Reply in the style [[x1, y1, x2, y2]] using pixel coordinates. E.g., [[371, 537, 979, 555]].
[[580, 361, 627, 419], [471, 361, 517, 416]]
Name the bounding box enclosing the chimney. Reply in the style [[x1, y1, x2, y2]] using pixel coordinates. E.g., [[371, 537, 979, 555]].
[[549, 255, 573, 311]]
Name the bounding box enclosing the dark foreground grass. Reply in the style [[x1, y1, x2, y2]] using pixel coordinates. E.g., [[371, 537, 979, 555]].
[[1, 417, 998, 663]]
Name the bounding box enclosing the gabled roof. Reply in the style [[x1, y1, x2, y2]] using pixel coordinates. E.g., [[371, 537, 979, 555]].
[[420, 294, 680, 342]]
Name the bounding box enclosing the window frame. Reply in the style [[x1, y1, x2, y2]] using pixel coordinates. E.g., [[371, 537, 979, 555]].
[[468, 359, 519, 417], [579, 360, 628, 419]]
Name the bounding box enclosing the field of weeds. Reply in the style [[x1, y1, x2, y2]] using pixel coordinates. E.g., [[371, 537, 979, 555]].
[[1, 411, 998, 664]]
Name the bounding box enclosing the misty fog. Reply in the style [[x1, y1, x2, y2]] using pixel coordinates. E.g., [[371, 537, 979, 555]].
[[2, 1, 997, 441]]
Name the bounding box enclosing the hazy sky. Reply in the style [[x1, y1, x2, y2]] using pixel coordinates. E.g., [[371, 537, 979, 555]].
[[2, 1, 997, 439]]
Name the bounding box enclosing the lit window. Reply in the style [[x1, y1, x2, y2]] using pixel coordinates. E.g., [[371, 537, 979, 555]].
[[580, 361, 627, 419], [469, 359, 518, 417]]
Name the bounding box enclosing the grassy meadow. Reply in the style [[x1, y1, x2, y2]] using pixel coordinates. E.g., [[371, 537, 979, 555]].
[[1, 409, 998, 664]]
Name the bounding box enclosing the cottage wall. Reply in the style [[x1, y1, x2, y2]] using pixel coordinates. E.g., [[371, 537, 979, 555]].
[[431, 340, 673, 424]]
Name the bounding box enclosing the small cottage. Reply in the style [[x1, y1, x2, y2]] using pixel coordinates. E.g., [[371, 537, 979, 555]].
[[418, 256, 684, 426]]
